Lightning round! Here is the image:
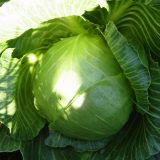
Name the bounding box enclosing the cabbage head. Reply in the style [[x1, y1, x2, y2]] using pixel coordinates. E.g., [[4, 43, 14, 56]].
[[33, 34, 132, 140], [1, 0, 160, 160]]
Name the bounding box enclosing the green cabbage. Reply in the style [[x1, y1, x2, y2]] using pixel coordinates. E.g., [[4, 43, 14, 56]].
[[1, 0, 160, 160], [33, 34, 132, 140]]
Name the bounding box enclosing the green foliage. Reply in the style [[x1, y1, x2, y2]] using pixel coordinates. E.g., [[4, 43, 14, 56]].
[[1, 0, 160, 160]]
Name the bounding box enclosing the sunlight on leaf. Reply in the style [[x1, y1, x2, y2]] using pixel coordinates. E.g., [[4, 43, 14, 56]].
[[0, 0, 102, 43], [72, 93, 86, 109], [27, 53, 38, 64], [54, 70, 82, 107]]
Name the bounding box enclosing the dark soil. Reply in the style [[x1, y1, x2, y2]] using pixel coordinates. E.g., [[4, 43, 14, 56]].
[[0, 151, 22, 160]]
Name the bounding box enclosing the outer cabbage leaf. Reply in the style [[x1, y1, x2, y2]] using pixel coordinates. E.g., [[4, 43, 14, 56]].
[[8, 16, 96, 58], [0, 0, 106, 44], [20, 127, 70, 160], [0, 125, 20, 152], [0, 50, 45, 141], [82, 6, 108, 31], [0, 49, 19, 126], [107, 0, 160, 57], [104, 21, 151, 113], [11, 56, 45, 140], [20, 126, 103, 160], [45, 130, 109, 152], [149, 153, 160, 160]]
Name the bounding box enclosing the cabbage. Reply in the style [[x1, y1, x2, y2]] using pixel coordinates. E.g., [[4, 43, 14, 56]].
[[0, 0, 160, 160], [33, 34, 132, 140]]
